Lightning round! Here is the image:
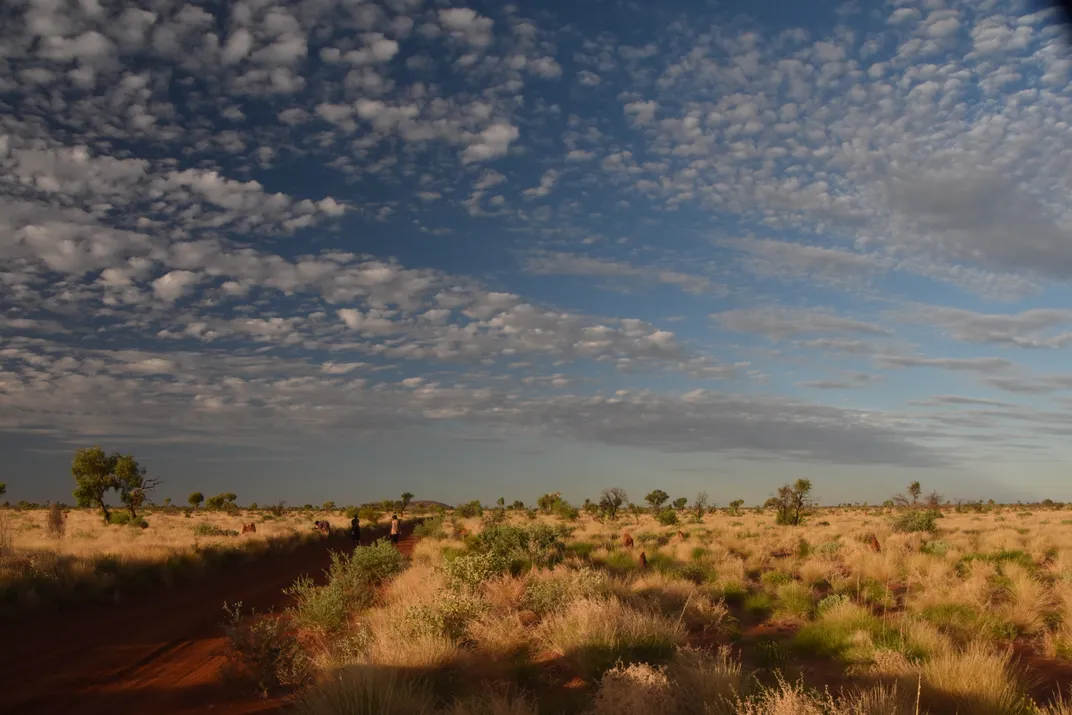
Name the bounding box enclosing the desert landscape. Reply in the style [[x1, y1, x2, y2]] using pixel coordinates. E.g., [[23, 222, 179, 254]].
[[4, 486, 1072, 714]]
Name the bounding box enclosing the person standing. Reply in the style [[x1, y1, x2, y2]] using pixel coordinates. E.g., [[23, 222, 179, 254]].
[[350, 514, 361, 543], [390, 513, 400, 544]]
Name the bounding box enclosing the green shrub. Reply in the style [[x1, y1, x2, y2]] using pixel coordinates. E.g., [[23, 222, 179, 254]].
[[655, 508, 679, 526], [455, 501, 483, 518], [195, 523, 239, 537], [816, 539, 842, 557], [760, 570, 792, 587], [330, 539, 407, 596], [921, 540, 951, 556], [743, 592, 774, 617], [442, 552, 509, 588], [891, 509, 941, 533], [602, 551, 638, 574], [413, 517, 445, 539], [109, 512, 130, 526], [285, 576, 347, 633], [400, 591, 485, 639]]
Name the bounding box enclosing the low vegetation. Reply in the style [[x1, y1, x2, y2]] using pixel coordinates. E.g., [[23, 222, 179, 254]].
[[254, 486, 1072, 715]]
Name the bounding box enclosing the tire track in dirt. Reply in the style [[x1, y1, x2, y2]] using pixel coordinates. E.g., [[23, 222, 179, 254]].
[[0, 521, 421, 715]]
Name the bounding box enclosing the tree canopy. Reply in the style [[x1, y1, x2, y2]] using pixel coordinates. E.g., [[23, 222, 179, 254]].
[[645, 489, 669, 510]]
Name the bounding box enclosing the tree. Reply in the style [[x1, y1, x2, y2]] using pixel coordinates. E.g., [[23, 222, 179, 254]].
[[72, 446, 120, 523], [206, 492, 238, 511], [0, 483, 5, 497], [510, 500, 525, 510], [645, 489, 669, 511], [537, 492, 565, 514], [672, 497, 688, 512], [188, 492, 204, 509], [600, 488, 628, 521], [115, 454, 158, 519], [693, 492, 709, 520], [771, 479, 815, 526], [728, 499, 745, 516], [907, 481, 922, 505], [628, 502, 642, 525], [322, 501, 336, 511], [400, 492, 415, 515], [497, 497, 506, 508]]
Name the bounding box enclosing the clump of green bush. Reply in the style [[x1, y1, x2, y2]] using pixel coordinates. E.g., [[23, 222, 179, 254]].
[[891, 508, 942, 533]]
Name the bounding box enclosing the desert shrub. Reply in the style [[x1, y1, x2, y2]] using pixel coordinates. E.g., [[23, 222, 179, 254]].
[[775, 582, 814, 620], [443, 552, 509, 589], [743, 592, 774, 617], [891, 508, 941, 533], [456, 500, 483, 518], [760, 570, 792, 587], [921, 540, 951, 556], [540, 597, 687, 678], [195, 523, 239, 537], [794, 600, 882, 661], [816, 539, 842, 557], [108, 512, 131, 526], [414, 516, 445, 539], [329, 539, 408, 596], [655, 508, 679, 526], [286, 576, 348, 633], [400, 591, 486, 640], [221, 602, 310, 696], [471, 524, 569, 570], [523, 568, 605, 615]]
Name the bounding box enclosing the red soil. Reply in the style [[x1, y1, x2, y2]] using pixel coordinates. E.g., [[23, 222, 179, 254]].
[[0, 522, 419, 715]]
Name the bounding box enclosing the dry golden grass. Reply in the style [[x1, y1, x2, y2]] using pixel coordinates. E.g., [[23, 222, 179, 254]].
[[281, 504, 1072, 715]]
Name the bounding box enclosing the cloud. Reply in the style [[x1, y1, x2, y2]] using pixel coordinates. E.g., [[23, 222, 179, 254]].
[[461, 123, 519, 164], [894, 306, 1072, 349], [713, 307, 893, 340], [438, 8, 494, 49], [526, 251, 719, 295]]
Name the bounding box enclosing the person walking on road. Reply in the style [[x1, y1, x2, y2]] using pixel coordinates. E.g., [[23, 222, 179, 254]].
[[390, 513, 400, 544], [350, 514, 360, 544]]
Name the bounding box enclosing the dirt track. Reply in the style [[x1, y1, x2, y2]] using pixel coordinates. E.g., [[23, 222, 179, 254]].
[[0, 521, 419, 715]]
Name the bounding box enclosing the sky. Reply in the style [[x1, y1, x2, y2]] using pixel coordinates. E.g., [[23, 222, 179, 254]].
[[3, 0, 1072, 507]]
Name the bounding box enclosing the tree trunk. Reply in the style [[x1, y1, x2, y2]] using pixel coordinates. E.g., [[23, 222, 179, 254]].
[[99, 499, 111, 523], [128, 502, 137, 519]]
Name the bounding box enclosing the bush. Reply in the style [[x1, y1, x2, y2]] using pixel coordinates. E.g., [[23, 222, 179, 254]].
[[414, 516, 445, 539], [329, 539, 408, 596], [443, 552, 509, 589], [654, 508, 678, 526], [195, 523, 239, 537], [108, 512, 149, 529], [470, 524, 569, 570], [285, 576, 348, 633], [892, 508, 942, 533], [456, 500, 484, 518], [541, 597, 686, 678], [399, 591, 485, 640], [221, 602, 309, 696]]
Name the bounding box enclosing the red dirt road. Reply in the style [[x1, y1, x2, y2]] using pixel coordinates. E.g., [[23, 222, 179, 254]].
[[0, 522, 419, 715]]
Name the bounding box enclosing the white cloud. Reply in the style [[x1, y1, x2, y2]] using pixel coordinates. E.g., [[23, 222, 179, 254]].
[[152, 270, 201, 302], [461, 123, 519, 163], [438, 8, 494, 48]]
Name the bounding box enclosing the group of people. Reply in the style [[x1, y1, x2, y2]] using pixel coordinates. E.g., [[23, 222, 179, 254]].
[[348, 512, 400, 546]]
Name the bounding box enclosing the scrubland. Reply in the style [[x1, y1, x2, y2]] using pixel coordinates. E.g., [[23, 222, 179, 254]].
[[261, 506, 1072, 715], [0, 506, 364, 613]]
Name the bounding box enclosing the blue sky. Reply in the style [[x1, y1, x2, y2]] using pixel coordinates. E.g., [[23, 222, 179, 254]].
[[3, 0, 1072, 507]]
